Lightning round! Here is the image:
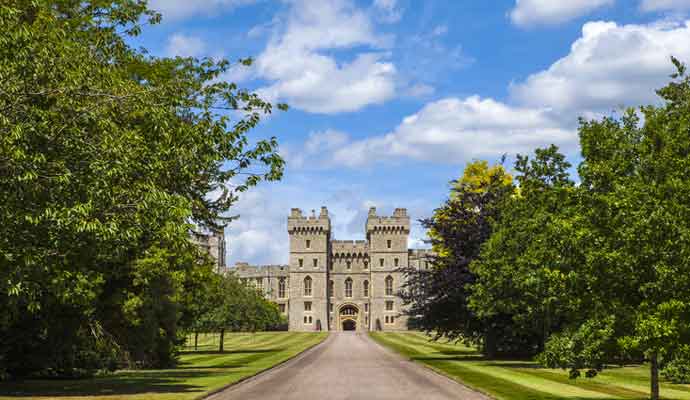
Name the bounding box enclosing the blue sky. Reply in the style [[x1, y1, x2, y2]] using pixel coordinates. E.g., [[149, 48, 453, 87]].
[[134, 0, 690, 265]]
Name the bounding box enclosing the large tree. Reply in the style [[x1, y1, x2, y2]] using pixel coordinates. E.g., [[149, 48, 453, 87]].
[[400, 160, 515, 356], [470, 145, 579, 356], [0, 0, 284, 377], [538, 59, 690, 400]]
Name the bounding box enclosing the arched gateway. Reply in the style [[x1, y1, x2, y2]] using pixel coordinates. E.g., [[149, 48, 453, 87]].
[[339, 304, 359, 331]]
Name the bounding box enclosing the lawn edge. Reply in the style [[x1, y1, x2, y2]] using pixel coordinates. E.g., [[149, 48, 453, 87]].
[[199, 332, 330, 400], [368, 332, 497, 400]]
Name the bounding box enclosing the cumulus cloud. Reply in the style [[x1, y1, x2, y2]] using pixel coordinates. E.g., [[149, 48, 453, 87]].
[[283, 130, 351, 169], [254, 0, 397, 113], [225, 180, 430, 265], [148, 0, 257, 21], [510, 0, 614, 26], [510, 20, 690, 114], [165, 34, 207, 57], [641, 0, 690, 11], [331, 96, 575, 167]]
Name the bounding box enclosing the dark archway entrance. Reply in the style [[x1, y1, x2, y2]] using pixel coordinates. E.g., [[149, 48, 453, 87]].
[[339, 304, 359, 331], [342, 319, 356, 331]]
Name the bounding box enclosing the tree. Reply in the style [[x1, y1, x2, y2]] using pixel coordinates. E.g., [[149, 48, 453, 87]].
[[0, 0, 284, 377], [200, 273, 283, 352], [540, 59, 690, 400], [400, 160, 515, 356], [470, 145, 579, 355]]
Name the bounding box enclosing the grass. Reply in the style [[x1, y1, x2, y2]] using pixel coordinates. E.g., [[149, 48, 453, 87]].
[[370, 331, 690, 400], [0, 331, 327, 400]]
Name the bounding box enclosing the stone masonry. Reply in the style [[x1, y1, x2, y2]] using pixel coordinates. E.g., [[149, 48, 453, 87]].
[[234, 207, 433, 332]]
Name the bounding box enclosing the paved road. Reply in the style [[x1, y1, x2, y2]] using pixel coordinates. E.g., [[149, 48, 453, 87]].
[[209, 332, 489, 400]]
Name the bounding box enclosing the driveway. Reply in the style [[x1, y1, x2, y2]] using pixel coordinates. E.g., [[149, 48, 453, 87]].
[[209, 332, 490, 400]]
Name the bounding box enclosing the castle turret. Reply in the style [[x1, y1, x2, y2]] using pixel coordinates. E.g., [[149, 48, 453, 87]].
[[366, 208, 410, 331], [288, 207, 331, 331]]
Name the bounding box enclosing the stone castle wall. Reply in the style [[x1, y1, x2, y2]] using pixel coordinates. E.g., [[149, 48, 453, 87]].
[[234, 206, 433, 332]]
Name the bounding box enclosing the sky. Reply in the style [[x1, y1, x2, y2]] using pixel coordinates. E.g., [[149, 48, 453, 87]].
[[132, 0, 690, 266]]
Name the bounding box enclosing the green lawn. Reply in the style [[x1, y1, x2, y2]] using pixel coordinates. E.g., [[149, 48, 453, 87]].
[[0, 332, 327, 400], [370, 331, 690, 400]]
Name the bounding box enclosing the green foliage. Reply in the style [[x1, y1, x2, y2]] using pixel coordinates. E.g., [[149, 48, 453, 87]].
[[199, 273, 284, 339], [662, 345, 690, 384], [0, 0, 284, 377], [400, 160, 515, 355], [470, 145, 577, 356]]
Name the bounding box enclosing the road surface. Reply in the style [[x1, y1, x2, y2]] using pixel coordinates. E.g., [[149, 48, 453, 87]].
[[209, 332, 489, 400]]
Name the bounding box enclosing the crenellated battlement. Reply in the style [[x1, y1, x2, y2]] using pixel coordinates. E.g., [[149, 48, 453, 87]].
[[331, 240, 369, 257], [288, 207, 331, 234], [366, 207, 410, 234]]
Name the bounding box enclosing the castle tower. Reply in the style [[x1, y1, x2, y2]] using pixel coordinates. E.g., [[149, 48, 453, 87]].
[[287, 207, 330, 331], [366, 207, 410, 331]]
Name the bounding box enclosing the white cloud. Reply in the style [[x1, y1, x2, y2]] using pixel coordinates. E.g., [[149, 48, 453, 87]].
[[254, 0, 397, 113], [148, 0, 257, 21], [165, 34, 206, 57], [510, 0, 614, 27], [510, 20, 690, 114], [225, 179, 430, 265], [283, 129, 351, 169], [641, 0, 690, 11], [331, 96, 575, 167]]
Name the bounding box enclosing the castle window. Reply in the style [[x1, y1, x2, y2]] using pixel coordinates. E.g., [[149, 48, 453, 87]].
[[279, 304, 286, 313], [329, 280, 334, 297], [363, 280, 369, 297], [304, 316, 308, 323], [394, 258, 399, 267], [385, 316, 389, 324], [304, 301, 312, 311], [256, 278, 263, 291], [330, 303, 334, 313], [304, 276, 312, 297], [298, 258, 303, 268], [379, 258, 384, 267], [278, 278, 286, 298], [345, 277, 353, 298], [385, 276, 393, 296], [364, 261, 368, 269], [364, 303, 369, 312], [386, 300, 394, 311], [390, 316, 395, 324], [313, 258, 318, 268], [387, 239, 392, 249], [306, 239, 311, 249], [346, 261, 351, 269]]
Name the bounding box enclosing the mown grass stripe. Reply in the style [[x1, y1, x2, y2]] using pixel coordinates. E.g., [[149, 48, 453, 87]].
[[370, 332, 690, 400]]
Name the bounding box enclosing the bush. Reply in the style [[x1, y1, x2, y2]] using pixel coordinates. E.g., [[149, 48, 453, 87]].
[[662, 346, 690, 384]]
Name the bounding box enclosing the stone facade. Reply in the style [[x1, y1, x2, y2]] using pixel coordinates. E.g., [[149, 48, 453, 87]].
[[234, 207, 432, 332], [191, 228, 227, 272]]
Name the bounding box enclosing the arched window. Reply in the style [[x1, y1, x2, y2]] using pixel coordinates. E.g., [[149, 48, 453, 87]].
[[363, 280, 369, 297], [328, 280, 334, 297], [304, 276, 312, 297], [385, 276, 393, 296], [278, 278, 286, 298], [345, 277, 353, 298]]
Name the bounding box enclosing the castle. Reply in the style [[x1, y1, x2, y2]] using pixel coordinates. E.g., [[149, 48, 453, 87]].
[[234, 207, 432, 332]]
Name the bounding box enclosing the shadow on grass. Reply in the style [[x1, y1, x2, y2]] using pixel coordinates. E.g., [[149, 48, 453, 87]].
[[0, 370, 222, 397]]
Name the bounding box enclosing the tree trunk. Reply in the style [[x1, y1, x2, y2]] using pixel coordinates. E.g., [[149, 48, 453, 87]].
[[651, 352, 660, 400], [219, 329, 225, 353], [484, 329, 497, 359], [194, 332, 198, 351]]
